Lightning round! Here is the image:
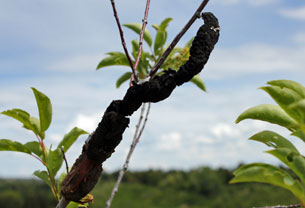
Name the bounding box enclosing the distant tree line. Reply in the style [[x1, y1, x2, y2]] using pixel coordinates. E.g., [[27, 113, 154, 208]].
[[0, 166, 299, 208]]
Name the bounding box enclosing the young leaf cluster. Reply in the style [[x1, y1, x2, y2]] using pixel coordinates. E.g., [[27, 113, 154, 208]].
[[0, 88, 88, 206], [97, 18, 206, 91], [231, 80, 305, 207]]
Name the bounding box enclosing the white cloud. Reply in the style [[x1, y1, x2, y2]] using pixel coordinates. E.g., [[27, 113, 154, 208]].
[[197, 136, 216, 144], [293, 32, 305, 44], [157, 132, 182, 151], [206, 43, 305, 79], [215, 0, 278, 6], [48, 54, 104, 72], [211, 123, 241, 138], [214, 0, 240, 5], [279, 6, 305, 20], [68, 113, 101, 133], [49, 133, 62, 143], [248, 0, 278, 6]]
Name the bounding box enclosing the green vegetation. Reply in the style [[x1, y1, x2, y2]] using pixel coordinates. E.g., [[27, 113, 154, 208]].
[[0, 88, 88, 206], [97, 17, 206, 91], [0, 167, 299, 208], [231, 80, 305, 207]]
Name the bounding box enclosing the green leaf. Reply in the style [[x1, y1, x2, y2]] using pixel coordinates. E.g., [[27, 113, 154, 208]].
[[230, 163, 305, 201], [123, 23, 153, 47], [236, 104, 298, 131], [289, 99, 305, 123], [154, 30, 167, 56], [185, 37, 194, 48], [267, 148, 305, 185], [66, 202, 80, 208], [97, 52, 130, 69], [46, 148, 63, 177], [153, 18, 172, 55], [28, 116, 41, 136], [67, 201, 89, 208], [249, 130, 299, 153], [1, 109, 32, 130], [159, 17, 173, 30], [268, 80, 305, 98], [31, 88, 52, 133], [190, 75, 206, 92], [24, 141, 44, 159], [292, 130, 305, 143], [152, 24, 159, 31], [33, 170, 51, 188], [0, 139, 32, 154], [261, 86, 303, 123], [165, 46, 183, 60], [131, 39, 140, 60], [57, 127, 88, 153], [116, 72, 132, 88]]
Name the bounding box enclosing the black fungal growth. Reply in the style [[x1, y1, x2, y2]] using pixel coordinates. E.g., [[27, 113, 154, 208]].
[[61, 12, 220, 202], [86, 12, 220, 163]]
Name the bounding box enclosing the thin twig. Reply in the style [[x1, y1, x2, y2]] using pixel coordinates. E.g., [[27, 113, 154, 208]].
[[105, 103, 151, 208], [149, 0, 210, 77], [109, 0, 138, 83], [61, 147, 69, 174], [56, 197, 70, 208], [253, 205, 301, 208], [134, 103, 151, 144], [133, 0, 151, 71]]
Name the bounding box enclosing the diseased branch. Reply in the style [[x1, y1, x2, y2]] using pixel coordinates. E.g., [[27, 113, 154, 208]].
[[149, 0, 210, 78], [57, 12, 219, 208], [109, 0, 138, 83], [106, 103, 151, 208]]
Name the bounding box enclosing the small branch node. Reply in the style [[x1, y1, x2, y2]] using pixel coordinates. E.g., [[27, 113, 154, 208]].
[[195, 11, 201, 18]]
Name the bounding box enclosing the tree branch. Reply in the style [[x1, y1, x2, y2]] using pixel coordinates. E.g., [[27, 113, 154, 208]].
[[149, 0, 210, 77], [106, 103, 151, 208], [56, 197, 70, 208], [109, 0, 138, 83], [133, 0, 151, 71], [254, 205, 301, 208], [57, 11, 219, 208]]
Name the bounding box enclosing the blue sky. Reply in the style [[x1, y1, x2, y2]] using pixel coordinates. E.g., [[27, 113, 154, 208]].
[[1, 0, 305, 177]]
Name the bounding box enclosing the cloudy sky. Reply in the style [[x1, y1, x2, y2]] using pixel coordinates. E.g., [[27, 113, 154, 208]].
[[1, 0, 305, 178]]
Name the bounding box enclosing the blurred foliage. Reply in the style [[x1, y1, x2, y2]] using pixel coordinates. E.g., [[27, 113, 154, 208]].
[[0, 166, 299, 208]]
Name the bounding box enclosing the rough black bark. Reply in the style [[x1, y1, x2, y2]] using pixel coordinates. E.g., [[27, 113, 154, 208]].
[[61, 12, 220, 202]]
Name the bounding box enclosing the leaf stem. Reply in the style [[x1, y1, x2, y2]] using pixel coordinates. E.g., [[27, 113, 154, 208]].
[[30, 153, 47, 166], [37, 134, 59, 201], [47, 165, 60, 201], [109, 0, 138, 83], [149, 0, 210, 77]]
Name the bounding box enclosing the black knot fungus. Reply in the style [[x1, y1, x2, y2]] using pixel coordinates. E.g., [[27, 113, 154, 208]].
[[175, 12, 219, 85], [61, 12, 220, 202]]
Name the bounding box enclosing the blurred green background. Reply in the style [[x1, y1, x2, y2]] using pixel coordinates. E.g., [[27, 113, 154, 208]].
[[0, 166, 298, 208]]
